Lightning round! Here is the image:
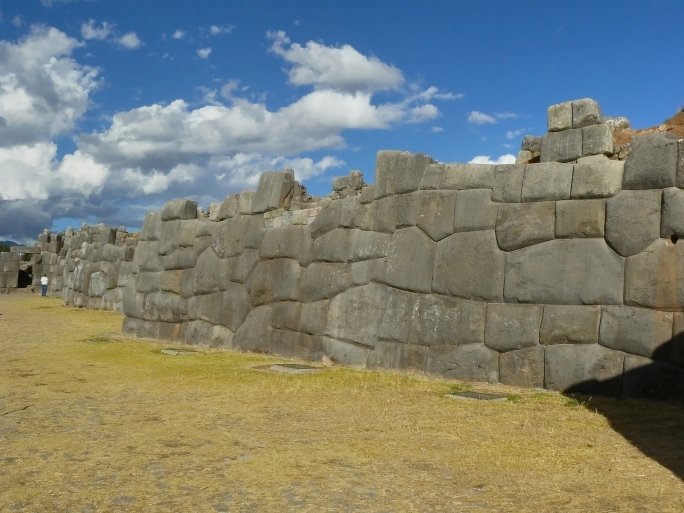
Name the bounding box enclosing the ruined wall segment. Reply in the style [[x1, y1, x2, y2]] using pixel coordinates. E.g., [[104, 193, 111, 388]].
[[6, 98, 682, 399]]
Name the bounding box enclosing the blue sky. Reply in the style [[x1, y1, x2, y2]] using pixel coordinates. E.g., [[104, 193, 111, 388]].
[[1, 0, 683, 241]]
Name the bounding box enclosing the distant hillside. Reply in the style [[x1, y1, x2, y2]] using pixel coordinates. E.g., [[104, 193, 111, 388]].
[[0, 240, 18, 252]]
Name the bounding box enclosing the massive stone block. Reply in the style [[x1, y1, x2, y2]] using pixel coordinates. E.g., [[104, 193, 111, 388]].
[[605, 190, 661, 257], [325, 283, 387, 347], [249, 259, 301, 306], [420, 163, 494, 190], [375, 151, 435, 197], [425, 344, 499, 382], [233, 305, 273, 353], [300, 300, 329, 335], [521, 162, 573, 201], [540, 129, 582, 163], [545, 344, 624, 395], [188, 284, 250, 330], [572, 98, 602, 128], [678, 139, 684, 188], [622, 133, 678, 189], [133, 241, 162, 272], [504, 239, 624, 304], [299, 262, 352, 302], [313, 228, 389, 263], [159, 220, 196, 255], [624, 239, 684, 308], [352, 196, 397, 233], [142, 291, 188, 323], [227, 249, 260, 284], [540, 305, 600, 345], [162, 247, 197, 270], [599, 306, 673, 359], [484, 303, 543, 352], [159, 269, 195, 298], [320, 337, 371, 367], [555, 199, 605, 238], [309, 196, 357, 239], [373, 227, 435, 293], [495, 201, 555, 251], [499, 346, 545, 388], [260, 225, 312, 264], [433, 231, 505, 301], [582, 123, 613, 156], [215, 194, 239, 221], [393, 192, 420, 227], [660, 187, 684, 239], [251, 170, 295, 213], [453, 189, 498, 232], [491, 164, 525, 203], [622, 355, 684, 399], [416, 191, 457, 241], [367, 341, 428, 371], [161, 199, 198, 221], [547, 101, 572, 132], [194, 247, 230, 294]]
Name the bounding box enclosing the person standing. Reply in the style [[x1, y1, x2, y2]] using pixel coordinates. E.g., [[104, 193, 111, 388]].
[[40, 274, 48, 297]]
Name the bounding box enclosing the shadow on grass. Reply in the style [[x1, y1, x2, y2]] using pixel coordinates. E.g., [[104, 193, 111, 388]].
[[565, 337, 683, 479]]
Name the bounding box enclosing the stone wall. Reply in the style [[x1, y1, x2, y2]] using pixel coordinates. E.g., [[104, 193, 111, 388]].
[[5, 98, 683, 398]]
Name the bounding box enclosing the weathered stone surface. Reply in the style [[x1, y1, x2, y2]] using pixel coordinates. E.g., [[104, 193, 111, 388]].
[[183, 320, 214, 345], [423, 163, 495, 190], [142, 291, 188, 323], [300, 300, 329, 335], [425, 344, 499, 382], [521, 135, 542, 153], [393, 192, 420, 227], [122, 318, 184, 341], [484, 303, 543, 352], [299, 262, 352, 302], [416, 191, 457, 241], [375, 151, 435, 197], [270, 302, 302, 331], [136, 271, 160, 293], [161, 199, 198, 221], [249, 259, 300, 305], [88, 271, 108, 297], [260, 225, 312, 264], [599, 306, 673, 358], [540, 129, 582, 163], [499, 346, 545, 388], [188, 284, 250, 330], [310, 197, 356, 238], [100, 244, 122, 262], [622, 355, 684, 399], [547, 101, 572, 132], [624, 239, 684, 308], [233, 305, 272, 353], [373, 227, 434, 293], [678, 139, 684, 188], [623, 133, 678, 189], [491, 164, 525, 203], [555, 199, 605, 238], [194, 247, 230, 294], [453, 189, 498, 232], [272, 331, 325, 361], [521, 162, 573, 201], [582, 123, 613, 156], [605, 190, 661, 257], [540, 305, 600, 345], [133, 241, 162, 272], [320, 337, 371, 367], [660, 187, 684, 239], [433, 231, 505, 301], [215, 194, 239, 221], [140, 211, 162, 241], [367, 341, 428, 371], [495, 201, 555, 251], [325, 283, 387, 347], [544, 344, 624, 395], [159, 269, 195, 298], [505, 239, 624, 304], [238, 191, 255, 214], [162, 247, 197, 270], [571, 155, 624, 199], [572, 98, 602, 128], [313, 229, 390, 263], [251, 170, 295, 213], [227, 249, 260, 284], [159, 220, 196, 255], [352, 196, 397, 233]]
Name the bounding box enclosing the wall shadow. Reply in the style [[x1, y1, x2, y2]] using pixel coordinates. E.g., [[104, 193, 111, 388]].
[[564, 337, 683, 480]]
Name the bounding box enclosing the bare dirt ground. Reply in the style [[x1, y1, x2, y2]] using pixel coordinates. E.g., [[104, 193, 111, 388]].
[[1, 294, 682, 512]]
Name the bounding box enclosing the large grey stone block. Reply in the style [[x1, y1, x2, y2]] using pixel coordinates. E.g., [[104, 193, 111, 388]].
[[233, 305, 273, 353], [491, 164, 525, 203], [623, 133, 678, 189], [624, 239, 684, 308], [375, 151, 435, 197], [238, 191, 255, 214], [251, 170, 295, 213], [352, 196, 397, 233], [547, 101, 572, 132], [272, 331, 325, 361], [133, 241, 162, 272], [425, 344, 499, 382], [660, 187, 684, 239], [499, 346, 545, 388], [373, 227, 435, 293], [433, 231, 505, 301], [313, 229, 389, 263], [159, 269, 195, 298], [495, 201, 555, 251], [555, 199, 605, 238], [484, 303, 543, 352], [540, 129, 582, 163], [135, 271, 160, 293], [416, 190, 457, 241], [572, 98, 602, 128], [504, 239, 624, 304], [421, 163, 494, 190], [678, 139, 684, 188], [162, 247, 197, 270], [215, 194, 239, 221], [325, 283, 387, 347], [249, 259, 301, 305], [582, 123, 613, 156], [142, 291, 188, 323], [320, 337, 371, 367], [299, 262, 352, 302], [521, 162, 573, 201], [159, 220, 196, 255], [188, 284, 250, 330], [310, 196, 357, 238], [270, 302, 302, 331], [393, 192, 421, 227], [454, 189, 498, 232], [161, 199, 198, 221], [300, 300, 329, 335], [260, 225, 312, 263], [571, 155, 623, 199], [544, 344, 624, 395], [599, 305, 672, 359], [194, 247, 230, 294], [605, 189, 661, 257], [540, 305, 600, 345], [227, 249, 260, 284], [622, 355, 684, 399], [366, 341, 428, 372]]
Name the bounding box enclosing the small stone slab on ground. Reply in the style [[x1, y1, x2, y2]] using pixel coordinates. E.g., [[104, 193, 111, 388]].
[[445, 391, 509, 401], [160, 348, 201, 356], [255, 363, 321, 374]]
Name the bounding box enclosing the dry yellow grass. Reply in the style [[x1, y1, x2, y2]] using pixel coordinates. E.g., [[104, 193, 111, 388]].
[[1, 293, 682, 512]]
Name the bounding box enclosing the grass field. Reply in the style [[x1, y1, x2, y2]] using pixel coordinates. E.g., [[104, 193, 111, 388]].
[[1, 294, 682, 512]]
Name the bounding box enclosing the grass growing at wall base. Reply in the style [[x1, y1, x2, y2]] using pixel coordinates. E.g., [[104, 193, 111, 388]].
[[1, 294, 682, 513]]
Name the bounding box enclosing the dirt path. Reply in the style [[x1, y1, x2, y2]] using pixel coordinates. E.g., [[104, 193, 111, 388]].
[[1, 294, 682, 512]]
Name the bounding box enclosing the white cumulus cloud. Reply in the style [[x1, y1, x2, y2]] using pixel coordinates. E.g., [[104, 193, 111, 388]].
[[81, 20, 112, 40], [197, 47, 212, 59], [467, 111, 497, 125], [116, 32, 142, 50], [468, 154, 516, 165], [171, 29, 186, 40]]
